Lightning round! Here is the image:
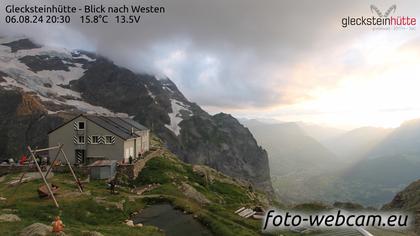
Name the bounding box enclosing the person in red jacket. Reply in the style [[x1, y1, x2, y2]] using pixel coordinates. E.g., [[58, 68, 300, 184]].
[[51, 216, 65, 234], [19, 155, 27, 165]]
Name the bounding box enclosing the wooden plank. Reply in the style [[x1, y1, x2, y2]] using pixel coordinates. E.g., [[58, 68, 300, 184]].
[[356, 228, 374, 236], [45, 144, 63, 178], [235, 207, 245, 214], [33, 146, 61, 153], [16, 172, 26, 185], [239, 209, 253, 217], [12, 146, 37, 194], [244, 211, 256, 218]]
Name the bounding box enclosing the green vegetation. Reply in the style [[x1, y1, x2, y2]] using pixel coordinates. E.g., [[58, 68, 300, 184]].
[[0, 143, 275, 236], [1, 140, 415, 236], [0, 173, 161, 236], [131, 150, 272, 235]]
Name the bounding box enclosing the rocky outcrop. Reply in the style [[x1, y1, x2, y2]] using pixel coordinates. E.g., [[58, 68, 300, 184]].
[[0, 89, 63, 161], [67, 59, 272, 192], [81, 231, 104, 236], [178, 113, 272, 192], [2, 38, 41, 53], [0, 38, 273, 193], [16, 93, 47, 116], [179, 182, 211, 204], [383, 179, 420, 234], [20, 223, 61, 236], [0, 214, 21, 222], [382, 179, 420, 210], [0, 71, 8, 82]]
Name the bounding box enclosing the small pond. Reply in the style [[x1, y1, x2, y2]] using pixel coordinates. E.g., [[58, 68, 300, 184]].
[[133, 203, 214, 236]]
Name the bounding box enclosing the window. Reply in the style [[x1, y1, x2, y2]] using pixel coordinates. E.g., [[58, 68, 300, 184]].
[[91, 135, 100, 144], [77, 121, 85, 130], [77, 136, 85, 144], [105, 135, 114, 144]]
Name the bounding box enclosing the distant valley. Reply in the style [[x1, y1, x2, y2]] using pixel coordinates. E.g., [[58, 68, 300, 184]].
[[242, 119, 420, 207]]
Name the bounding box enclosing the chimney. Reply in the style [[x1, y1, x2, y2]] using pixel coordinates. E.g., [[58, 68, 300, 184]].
[[131, 127, 134, 135]]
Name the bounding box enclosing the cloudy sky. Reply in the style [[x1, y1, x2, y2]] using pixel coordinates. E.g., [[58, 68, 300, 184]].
[[2, 0, 420, 128]]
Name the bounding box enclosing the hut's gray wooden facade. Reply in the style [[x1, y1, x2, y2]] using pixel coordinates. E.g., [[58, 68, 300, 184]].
[[48, 114, 149, 164]]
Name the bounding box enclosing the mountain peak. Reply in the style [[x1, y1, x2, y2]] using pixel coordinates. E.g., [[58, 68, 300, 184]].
[[0, 37, 273, 193]]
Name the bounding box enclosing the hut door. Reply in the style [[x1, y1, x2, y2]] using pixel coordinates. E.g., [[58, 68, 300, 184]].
[[75, 149, 85, 164]]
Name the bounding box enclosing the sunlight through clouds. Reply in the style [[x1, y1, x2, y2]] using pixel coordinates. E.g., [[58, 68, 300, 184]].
[[2, 0, 420, 128]]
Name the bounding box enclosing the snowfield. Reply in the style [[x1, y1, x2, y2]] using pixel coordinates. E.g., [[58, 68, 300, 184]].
[[0, 37, 127, 117], [165, 99, 192, 136]]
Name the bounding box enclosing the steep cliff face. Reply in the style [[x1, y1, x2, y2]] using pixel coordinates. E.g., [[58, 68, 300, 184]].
[[0, 37, 273, 193], [178, 113, 272, 192], [383, 179, 420, 209], [383, 179, 420, 234], [0, 89, 63, 159], [68, 57, 272, 193]]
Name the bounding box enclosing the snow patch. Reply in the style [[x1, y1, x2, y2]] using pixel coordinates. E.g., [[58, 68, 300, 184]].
[[0, 38, 128, 117], [0, 75, 32, 92], [14, 47, 70, 58], [144, 84, 157, 103], [36, 65, 85, 85], [155, 74, 169, 81], [0, 45, 84, 99], [163, 86, 173, 93], [72, 51, 96, 62], [165, 99, 192, 136], [65, 100, 128, 117]]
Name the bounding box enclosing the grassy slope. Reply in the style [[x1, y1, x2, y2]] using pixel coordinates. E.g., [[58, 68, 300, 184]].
[[0, 136, 416, 236], [0, 172, 162, 236], [0, 137, 294, 236]]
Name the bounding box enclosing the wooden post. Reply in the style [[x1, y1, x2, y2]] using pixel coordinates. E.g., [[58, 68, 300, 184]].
[[60, 149, 83, 193], [45, 144, 63, 178], [12, 146, 38, 193], [27, 146, 59, 208], [33, 145, 61, 152], [16, 172, 26, 185]]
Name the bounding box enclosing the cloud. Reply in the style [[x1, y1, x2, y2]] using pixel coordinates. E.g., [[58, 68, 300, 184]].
[[1, 0, 420, 117]]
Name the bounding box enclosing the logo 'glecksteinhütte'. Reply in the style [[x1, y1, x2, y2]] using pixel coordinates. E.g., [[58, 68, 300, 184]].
[[342, 4, 416, 29]]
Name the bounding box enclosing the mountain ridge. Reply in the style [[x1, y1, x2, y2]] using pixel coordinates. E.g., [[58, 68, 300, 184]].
[[241, 119, 338, 203], [383, 179, 420, 234], [0, 37, 273, 193], [243, 118, 420, 206]]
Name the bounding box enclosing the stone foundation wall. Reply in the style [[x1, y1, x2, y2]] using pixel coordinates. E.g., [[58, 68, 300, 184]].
[[117, 164, 135, 179], [117, 150, 160, 179], [117, 158, 147, 179]]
